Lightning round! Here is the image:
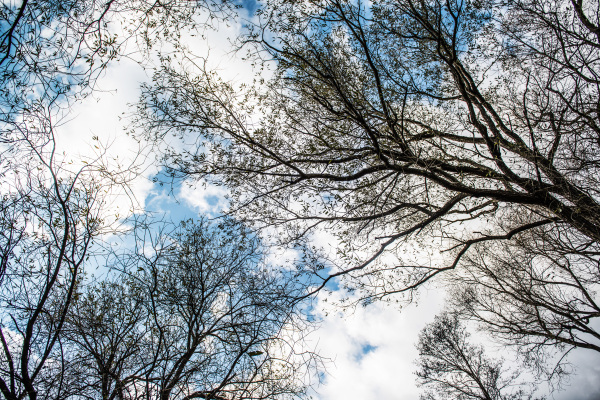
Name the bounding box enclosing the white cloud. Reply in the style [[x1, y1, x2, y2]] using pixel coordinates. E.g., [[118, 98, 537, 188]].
[[552, 340, 600, 400], [305, 285, 600, 400], [53, 53, 157, 220], [50, 5, 260, 220], [307, 288, 445, 400], [179, 179, 229, 215]]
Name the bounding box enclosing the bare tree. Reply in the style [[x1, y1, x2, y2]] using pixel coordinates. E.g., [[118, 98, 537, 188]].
[[59, 276, 147, 400], [1, 0, 225, 147], [2, 1, 316, 399], [416, 312, 542, 400], [137, 0, 600, 361], [62, 218, 315, 400], [2, 2, 315, 399], [449, 222, 600, 373], [0, 110, 125, 400]]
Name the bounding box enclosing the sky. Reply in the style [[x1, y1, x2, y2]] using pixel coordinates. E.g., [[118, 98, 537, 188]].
[[51, 3, 600, 400]]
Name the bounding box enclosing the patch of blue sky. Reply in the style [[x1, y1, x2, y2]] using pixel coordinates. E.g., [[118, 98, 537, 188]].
[[144, 182, 199, 222], [83, 172, 204, 275], [238, 0, 259, 16], [355, 342, 378, 362], [144, 169, 220, 220]]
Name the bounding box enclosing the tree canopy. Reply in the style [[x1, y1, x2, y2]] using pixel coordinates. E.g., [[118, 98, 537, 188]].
[[3, 0, 600, 398], [139, 0, 600, 373], [416, 312, 542, 400], [1, 2, 317, 399], [61, 218, 313, 400]]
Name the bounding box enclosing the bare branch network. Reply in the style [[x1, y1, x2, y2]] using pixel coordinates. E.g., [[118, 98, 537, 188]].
[[139, 0, 600, 385], [2, 0, 600, 399]]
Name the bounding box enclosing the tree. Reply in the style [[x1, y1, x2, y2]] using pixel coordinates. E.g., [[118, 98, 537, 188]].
[[1, 0, 221, 147], [416, 312, 541, 400], [1, 0, 119, 126], [449, 222, 600, 372], [0, 115, 124, 400], [138, 0, 600, 361], [62, 218, 315, 400], [2, 2, 315, 399], [0, 3, 158, 392]]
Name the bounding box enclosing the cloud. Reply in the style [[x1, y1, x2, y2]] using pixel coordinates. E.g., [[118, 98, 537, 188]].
[[305, 285, 600, 400], [179, 179, 229, 215], [307, 288, 445, 400], [552, 345, 600, 400], [51, 5, 260, 221], [55, 54, 157, 220]]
